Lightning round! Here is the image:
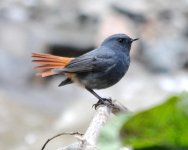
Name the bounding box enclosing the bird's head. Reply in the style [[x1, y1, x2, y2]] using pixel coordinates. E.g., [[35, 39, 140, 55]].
[[101, 33, 139, 52]]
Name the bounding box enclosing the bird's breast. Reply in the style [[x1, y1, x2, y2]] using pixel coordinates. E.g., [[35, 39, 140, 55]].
[[77, 54, 130, 89]]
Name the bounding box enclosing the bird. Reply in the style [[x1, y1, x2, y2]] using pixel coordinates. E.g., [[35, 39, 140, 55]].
[[32, 33, 138, 108]]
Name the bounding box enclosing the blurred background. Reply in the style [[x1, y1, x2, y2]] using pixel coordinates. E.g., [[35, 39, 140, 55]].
[[0, 0, 188, 149]]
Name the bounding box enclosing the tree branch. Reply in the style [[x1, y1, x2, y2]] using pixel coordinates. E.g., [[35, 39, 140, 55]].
[[43, 100, 128, 150]]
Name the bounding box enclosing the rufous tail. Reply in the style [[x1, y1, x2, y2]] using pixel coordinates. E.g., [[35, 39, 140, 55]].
[[32, 53, 74, 77]]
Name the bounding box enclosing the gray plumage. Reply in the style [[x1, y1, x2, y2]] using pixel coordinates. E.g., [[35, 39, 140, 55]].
[[56, 33, 138, 90]]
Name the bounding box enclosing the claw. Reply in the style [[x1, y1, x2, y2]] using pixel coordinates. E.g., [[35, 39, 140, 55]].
[[92, 100, 103, 109], [92, 98, 114, 109]]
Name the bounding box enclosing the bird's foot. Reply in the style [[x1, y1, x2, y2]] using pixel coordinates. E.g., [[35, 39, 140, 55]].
[[92, 98, 114, 110]]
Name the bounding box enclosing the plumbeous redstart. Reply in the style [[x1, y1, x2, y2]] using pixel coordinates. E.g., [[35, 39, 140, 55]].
[[32, 33, 138, 108]]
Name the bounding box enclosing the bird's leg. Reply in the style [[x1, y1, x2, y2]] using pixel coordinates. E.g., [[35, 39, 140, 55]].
[[85, 87, 113, 109]]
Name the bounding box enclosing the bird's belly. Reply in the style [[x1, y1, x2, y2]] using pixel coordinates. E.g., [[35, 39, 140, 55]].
[[77, 64, 128, 89]]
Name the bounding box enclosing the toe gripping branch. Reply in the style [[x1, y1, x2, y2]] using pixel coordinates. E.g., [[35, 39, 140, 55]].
[[85, 87, 115, 109], [92, 98, 114, 109]]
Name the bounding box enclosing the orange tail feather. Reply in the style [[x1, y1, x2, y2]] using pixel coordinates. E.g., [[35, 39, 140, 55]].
[[32, 53, 74, 77]]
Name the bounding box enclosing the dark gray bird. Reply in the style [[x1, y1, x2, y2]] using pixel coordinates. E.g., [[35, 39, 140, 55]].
[[32, 34, 138, 108]]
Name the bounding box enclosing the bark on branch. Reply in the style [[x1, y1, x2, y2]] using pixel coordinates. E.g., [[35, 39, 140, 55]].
[[42, 100, 129, 150], [53, 100, 128, 150]]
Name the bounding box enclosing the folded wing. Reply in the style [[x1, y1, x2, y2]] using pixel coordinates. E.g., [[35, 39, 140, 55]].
[[62, 52, 116, 73]]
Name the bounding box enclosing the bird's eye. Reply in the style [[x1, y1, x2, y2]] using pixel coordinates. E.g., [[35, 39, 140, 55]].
[[117, 38, 125, 43]]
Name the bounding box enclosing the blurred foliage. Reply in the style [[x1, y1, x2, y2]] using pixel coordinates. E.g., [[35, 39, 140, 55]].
[[98, 92, 188, 150], [97, 113, 131, 150]]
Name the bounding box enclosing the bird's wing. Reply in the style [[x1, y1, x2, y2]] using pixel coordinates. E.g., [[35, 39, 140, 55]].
[[54, 50, 116, 73]]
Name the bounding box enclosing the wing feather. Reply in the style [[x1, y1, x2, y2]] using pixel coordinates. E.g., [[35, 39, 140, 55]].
[[60, 50, 116, 73]]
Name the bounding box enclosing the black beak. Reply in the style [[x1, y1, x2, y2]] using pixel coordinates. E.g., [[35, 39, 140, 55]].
[[131, 38, 139, 42]]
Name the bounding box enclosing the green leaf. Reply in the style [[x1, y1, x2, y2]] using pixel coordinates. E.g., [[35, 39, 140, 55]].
[[121, 92, 188, 149]]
